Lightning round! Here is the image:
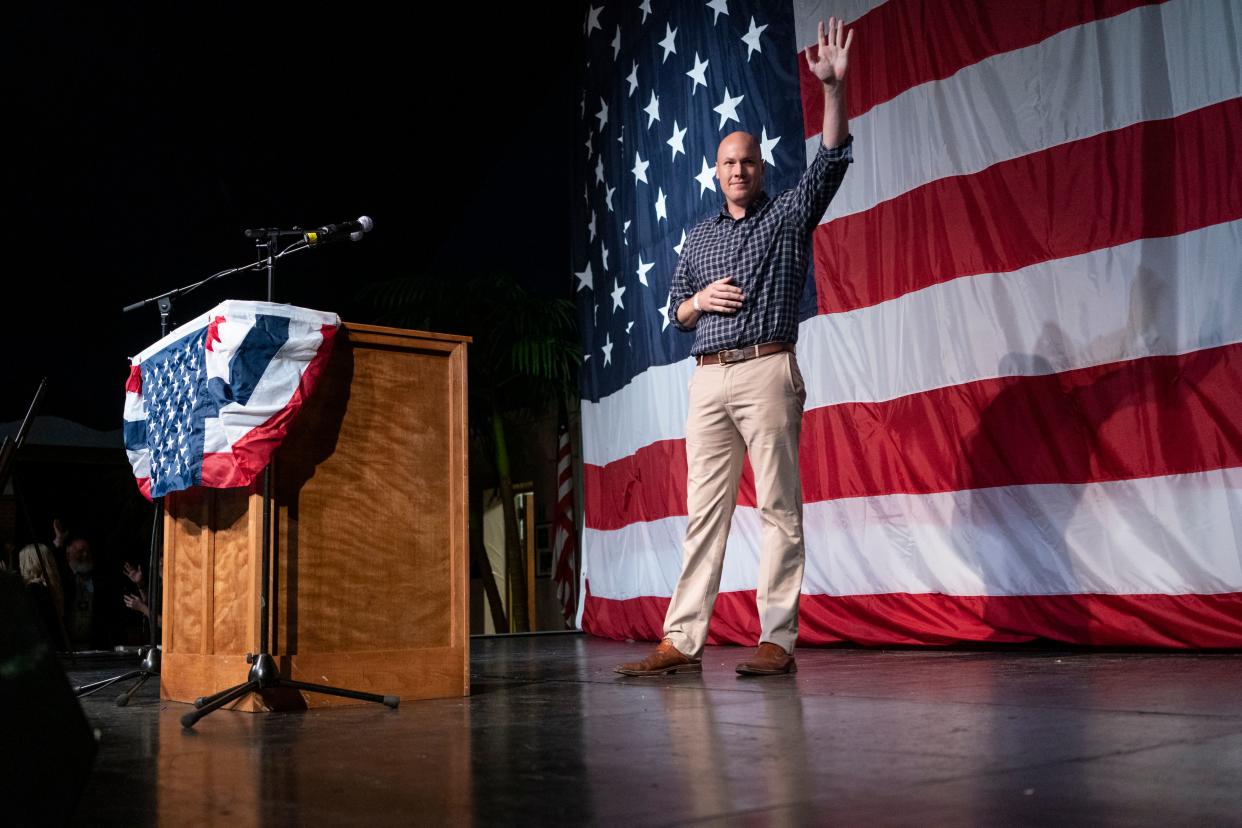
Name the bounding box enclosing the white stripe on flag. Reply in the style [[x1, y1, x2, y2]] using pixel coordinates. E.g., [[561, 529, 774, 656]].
[[793, 0, 891, 47], [584, 466, 1242, 600]]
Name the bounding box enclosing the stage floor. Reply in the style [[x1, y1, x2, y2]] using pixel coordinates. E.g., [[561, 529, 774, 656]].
[[67, 635, 1242, 825]]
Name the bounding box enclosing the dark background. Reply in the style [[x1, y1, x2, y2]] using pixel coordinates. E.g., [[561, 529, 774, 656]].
[[3, 3, 579, 430]]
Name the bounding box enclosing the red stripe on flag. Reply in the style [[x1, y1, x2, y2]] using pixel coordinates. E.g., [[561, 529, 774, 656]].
[[582, 586, 1242, 648], [125, 365, 142, 394], [201, 324, 339, 488], [798, 0, 1161, 132], [205, 315, 225, 352], [584, 343, 1242, 530], [816, 96, 1242, 314]]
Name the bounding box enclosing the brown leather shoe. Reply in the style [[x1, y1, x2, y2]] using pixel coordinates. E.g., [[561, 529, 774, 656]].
[[735, 642, 797, 676], [615, 639, 702, 676]]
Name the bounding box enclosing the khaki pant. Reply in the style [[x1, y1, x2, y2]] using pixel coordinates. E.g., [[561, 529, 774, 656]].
[[663, 350, 808, 658]]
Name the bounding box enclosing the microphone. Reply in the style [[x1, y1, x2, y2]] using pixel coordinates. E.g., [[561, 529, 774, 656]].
[[304, 216, 374, 247]]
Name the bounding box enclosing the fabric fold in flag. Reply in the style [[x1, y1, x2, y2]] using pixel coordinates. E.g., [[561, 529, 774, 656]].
[[123, 300, 340, 499]]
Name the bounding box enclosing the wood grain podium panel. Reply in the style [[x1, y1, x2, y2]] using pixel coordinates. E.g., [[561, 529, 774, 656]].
[[160, 323, 470, 710]]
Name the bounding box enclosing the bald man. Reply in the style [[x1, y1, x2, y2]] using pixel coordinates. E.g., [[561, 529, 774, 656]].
[[617, 18, 855, 678]]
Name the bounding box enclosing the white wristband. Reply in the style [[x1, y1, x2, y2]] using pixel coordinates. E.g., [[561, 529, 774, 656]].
[[692, 293, 702, 312]]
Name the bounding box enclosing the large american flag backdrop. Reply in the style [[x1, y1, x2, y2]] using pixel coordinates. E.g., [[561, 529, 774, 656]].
[[571, 0, 1242, 647]]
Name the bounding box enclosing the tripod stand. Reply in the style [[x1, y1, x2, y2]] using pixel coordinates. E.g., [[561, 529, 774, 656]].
[[74, 297, 176, 705], [73, 643, 161, 706], [176, 225, 398, 729]]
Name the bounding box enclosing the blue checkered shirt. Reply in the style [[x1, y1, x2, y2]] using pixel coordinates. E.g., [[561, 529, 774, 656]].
[[668, 136, 854, 355]]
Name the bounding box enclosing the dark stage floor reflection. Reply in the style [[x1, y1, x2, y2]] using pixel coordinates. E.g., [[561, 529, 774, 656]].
[[68, 635, 1242, 825]]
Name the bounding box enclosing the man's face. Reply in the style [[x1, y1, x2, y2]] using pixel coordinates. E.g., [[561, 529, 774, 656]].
[[67, 539, 93, 575], [716, 132, 765, 209]]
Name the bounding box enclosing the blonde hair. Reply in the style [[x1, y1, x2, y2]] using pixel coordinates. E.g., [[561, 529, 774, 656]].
[[18, 543, 64, 618]]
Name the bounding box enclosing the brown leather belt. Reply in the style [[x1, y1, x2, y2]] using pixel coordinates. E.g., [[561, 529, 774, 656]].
[[695, 341, 794, 366]]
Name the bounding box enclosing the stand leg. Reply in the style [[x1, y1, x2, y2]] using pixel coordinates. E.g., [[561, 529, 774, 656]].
[[115, 672, 151, 707], [281, 679, 399, 708], [181, 680, 258, 729], [76, 670, 142, 698], [193, 686, 236, 709]]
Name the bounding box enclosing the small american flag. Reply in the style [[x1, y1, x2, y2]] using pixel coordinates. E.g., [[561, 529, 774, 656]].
[[124, 300, 340, 499], [551, 422, 578, 626]]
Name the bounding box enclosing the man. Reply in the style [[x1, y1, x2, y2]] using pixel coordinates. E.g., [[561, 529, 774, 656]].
[[617, 18, 854, 677], [63, 535, 100, 649]]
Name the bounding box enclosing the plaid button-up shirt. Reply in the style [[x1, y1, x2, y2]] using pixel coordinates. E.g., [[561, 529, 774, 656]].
[[668, 136, 853, 355]]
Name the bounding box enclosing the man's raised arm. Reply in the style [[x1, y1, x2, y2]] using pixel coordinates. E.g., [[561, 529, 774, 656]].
[[785, 17, 856, 231]]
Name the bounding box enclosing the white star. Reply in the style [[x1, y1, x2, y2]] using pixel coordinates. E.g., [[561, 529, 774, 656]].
[[659, 293, 672, 331], [595, 156, 605, 184], [640, 0, 652, 24], [632, 151, 649, 184], [588, 210, 597, 242], [636, 257, 655, 286], [658, 24, 678, 63], [695, 157, 718, 195], [626, 62, 639, 97], [618, 124, 624, 146], [625, 321, 634, 337], [601, 332, 614, 366], [585, 131, 593, 157], [674, 228, 687, 255], [760, 126, 781, 167], [580, 91, 585, 117], [596, 98, 609, 131], [706, 0, 729, 24], [713, 87, 744, 130], [643, 90, 661, 128], [686, 53, 709, 96], [586, 6, 603, 35], [601, 242, 610, 271], [612, 25, 622, 58], [594, 303, 599, 324], [622, 219, 632, 246], [575, 262, 594, 292], [667, 120, 687, 161], [654, 188, 668, 222], [741, 17, 768, 61], [611, 278, 627, 311], [605, 184, 616, 212]]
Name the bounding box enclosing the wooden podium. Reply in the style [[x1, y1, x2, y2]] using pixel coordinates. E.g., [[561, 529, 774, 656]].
[[159, 324, 470, 710]]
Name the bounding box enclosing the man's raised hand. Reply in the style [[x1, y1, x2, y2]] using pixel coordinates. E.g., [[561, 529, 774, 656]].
[[805, 17, 853, 87]]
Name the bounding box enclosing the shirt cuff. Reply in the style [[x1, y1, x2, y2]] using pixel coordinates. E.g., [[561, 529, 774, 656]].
[[817, 133, 854, 162], [669, 298, 695, 332]]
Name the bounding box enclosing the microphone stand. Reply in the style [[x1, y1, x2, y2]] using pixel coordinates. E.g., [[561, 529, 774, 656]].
[[73, 299, 182, 703], [174, 228, 398, 728]]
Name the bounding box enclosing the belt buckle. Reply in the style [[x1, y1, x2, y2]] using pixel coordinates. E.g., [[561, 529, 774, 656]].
[[718, 348, 746, 365]]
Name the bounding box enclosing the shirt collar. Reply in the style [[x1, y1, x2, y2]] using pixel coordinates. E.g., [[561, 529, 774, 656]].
[[716, 190, 770, 222]]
